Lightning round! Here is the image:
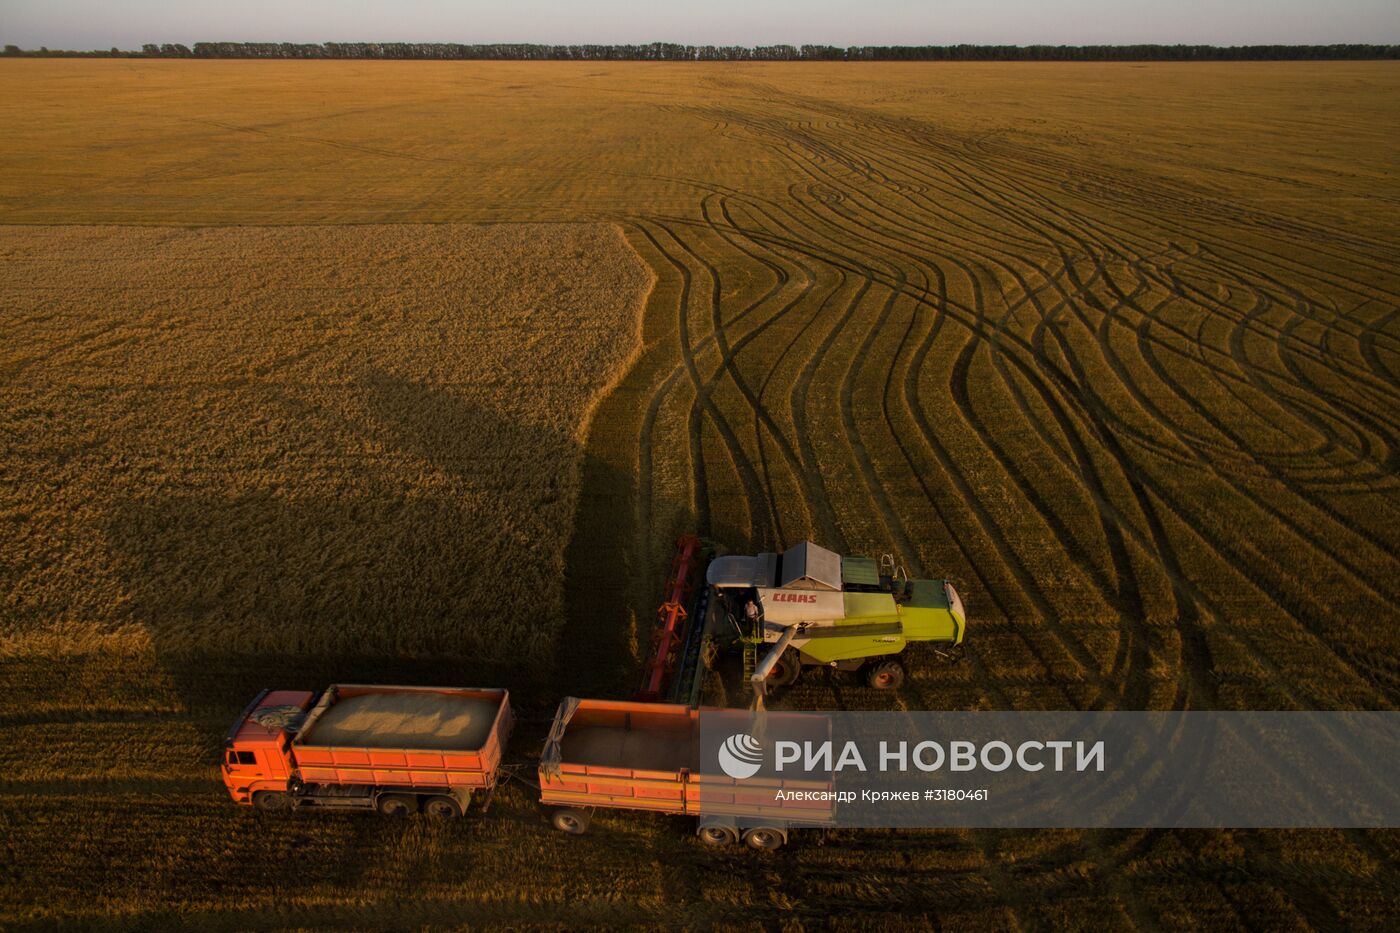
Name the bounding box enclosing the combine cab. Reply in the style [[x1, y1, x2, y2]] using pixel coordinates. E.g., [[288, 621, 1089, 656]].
[[706, 541, 966, 693]]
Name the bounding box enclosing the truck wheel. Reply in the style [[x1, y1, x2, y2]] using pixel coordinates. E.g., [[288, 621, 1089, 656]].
[[866, 659, 905, 690], [423, 795, 462, 819], [376, 794, 416, 817], [742, 827, 785, 851], [551, 808, 591, 835], [697, 823, 738, 846], [252, 791, 289, 811], [767, 648, 802, 687]]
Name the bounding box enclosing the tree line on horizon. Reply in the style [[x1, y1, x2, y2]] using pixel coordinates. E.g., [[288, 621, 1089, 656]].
[[3, 42, 1398, 61]]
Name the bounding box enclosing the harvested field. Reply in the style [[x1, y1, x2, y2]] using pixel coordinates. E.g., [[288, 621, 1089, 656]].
[[301, 692, 498, 750], [2, 60, 1399, 929]]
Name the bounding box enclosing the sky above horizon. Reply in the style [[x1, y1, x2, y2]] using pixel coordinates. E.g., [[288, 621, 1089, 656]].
[[2, 0, 1398, 50]]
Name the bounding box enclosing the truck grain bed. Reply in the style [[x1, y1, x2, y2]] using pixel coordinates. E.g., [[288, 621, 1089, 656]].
[[539, 699, 834, 825], [292, 684, 512, 790], [300, 690, 498, 750], [561, 724, 694, 772]]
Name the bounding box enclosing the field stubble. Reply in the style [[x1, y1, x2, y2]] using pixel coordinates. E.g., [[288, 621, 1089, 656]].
[[1, 60, 1399, 929]]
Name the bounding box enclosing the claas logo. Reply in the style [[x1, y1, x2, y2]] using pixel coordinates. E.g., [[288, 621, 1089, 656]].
[[771, 593, 818, 604]]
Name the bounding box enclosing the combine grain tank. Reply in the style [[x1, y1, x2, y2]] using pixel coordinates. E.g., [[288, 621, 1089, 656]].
[[538, 698, 833, 849], [222, 684, 513, 817]]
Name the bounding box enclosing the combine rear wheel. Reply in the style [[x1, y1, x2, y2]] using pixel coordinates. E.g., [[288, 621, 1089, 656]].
[[551, 807, 592, 835], [865, 659, 905, 690]]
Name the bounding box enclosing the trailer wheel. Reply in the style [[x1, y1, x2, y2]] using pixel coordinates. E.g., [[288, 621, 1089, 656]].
[[551, 808, 591, 835], [376, 794, 416, 818], [742, 827, 785, 851], [252, 791, 289, 811], [423, 795, 462, 819], [866, 659, 905, 690], [697, 823, 739, 847]]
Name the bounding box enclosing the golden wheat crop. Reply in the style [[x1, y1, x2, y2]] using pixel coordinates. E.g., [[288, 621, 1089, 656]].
[[1, 60, 1397, 929], [0, 223, 651, 663]]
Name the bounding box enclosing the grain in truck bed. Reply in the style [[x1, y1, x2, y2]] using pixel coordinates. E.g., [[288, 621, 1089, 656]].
[[299, 691, 498, 750], [560, 723, 695, 772]]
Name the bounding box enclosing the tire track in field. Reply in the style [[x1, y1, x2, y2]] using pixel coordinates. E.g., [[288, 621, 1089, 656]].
[[754, 134, 1166, 707], [577, 76, 1400, 932], [633, 221, 751, 541], [812, 110, 1388, 697], [704, 160, 1133, 705], [694, 163, 1120, 697], [614, 80, 1399, 716]]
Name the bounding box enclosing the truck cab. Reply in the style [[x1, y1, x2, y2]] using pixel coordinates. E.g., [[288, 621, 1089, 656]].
[[221, 689, 315, 808]]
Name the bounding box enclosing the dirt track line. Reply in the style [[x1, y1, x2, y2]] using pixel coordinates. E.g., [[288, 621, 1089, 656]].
[[660, 210, 823, 546], [700, 193, 849, 546], [773, 137, 1163, 706], [840, 132, 1400, 652], [817, 152, 1383, 700], [716, 105, 1120, 700]]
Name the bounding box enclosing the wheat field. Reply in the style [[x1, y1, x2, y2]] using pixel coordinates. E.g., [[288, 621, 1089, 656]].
[[2, 60, 1398, 929], [1, 223, 651, 664]]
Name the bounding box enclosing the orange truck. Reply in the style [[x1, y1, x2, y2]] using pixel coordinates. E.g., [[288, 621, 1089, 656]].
[[538, 698, 833, 850], [222, 684, 512, 817]]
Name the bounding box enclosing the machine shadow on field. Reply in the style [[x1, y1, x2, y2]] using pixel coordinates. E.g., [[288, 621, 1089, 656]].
[[103, 373, 692, 740]]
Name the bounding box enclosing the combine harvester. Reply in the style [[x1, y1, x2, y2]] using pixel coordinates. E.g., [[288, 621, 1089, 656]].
[[221, 536, 968, 849], [637, 536, 968, 704]]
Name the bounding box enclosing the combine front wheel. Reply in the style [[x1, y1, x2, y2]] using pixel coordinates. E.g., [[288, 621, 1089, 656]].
[[767, 648, 802, 688], [866, 659, 905, 690]]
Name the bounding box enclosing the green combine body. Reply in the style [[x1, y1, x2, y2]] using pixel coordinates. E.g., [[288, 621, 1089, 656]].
[[706, 541, 967, 690]]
